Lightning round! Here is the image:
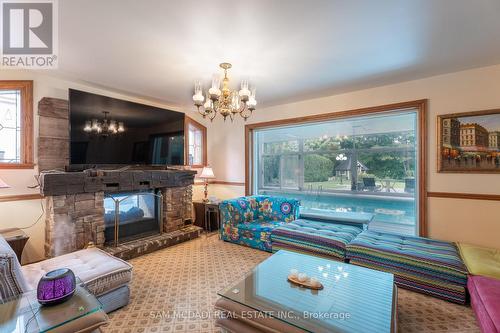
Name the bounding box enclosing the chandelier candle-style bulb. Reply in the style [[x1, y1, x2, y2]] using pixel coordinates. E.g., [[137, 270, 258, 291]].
[[109, 120, 117, 132], [117, 122, 125, 132], [91, 119, 99, 131], [193, 93, 204, 106], [247, 88, 257, 110], [84, 121, 92, 132], [211, 74, 220, 89], [209, 75, 221, 100], [239, 80, 250, 101], [194, 80, 203, 95], [193, 81, 204, 106], [204, 93, 213, 112]]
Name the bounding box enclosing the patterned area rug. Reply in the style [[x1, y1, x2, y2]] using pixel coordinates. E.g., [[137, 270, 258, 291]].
[[102, 235, 480, 333]]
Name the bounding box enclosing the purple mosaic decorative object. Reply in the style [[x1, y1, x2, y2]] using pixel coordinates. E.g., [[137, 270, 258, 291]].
[[37, 268, 76, 305]]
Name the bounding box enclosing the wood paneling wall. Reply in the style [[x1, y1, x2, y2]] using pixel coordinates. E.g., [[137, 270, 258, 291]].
[[38, 98, 69, 171]]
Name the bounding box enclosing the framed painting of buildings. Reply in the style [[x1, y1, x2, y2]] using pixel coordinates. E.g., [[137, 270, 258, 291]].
[[437, 109, 500, 173]]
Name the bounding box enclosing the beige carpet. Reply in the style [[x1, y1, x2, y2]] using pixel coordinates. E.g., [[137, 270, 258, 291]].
[[102, 235, 480, 333]]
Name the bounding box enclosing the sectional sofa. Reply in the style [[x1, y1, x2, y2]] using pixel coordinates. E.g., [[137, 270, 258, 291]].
[[220, 196, 468, 304], [220, 195, 500, 329]]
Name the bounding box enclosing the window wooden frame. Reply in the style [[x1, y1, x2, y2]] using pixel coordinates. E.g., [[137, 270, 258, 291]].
[[184, 116, 207, 167], [245, 100, 428, 237], [0, 80, 34, 169]]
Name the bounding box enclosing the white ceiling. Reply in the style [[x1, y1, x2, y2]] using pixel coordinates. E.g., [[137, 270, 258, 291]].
[[55, 0, 500, 109]]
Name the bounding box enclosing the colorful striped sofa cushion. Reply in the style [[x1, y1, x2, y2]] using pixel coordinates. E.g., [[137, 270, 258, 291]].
[[346, 231, 468, 304], [270, 219, 363, 261]]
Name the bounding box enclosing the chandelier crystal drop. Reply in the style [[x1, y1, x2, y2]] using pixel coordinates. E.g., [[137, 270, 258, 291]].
[[192, 63, 256, 122]]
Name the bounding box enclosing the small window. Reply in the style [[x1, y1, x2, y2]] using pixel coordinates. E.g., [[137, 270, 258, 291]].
[[185, 117, 206, 167], [0, 81, 33, 168]]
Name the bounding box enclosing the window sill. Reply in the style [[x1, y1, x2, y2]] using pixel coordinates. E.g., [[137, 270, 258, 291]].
[[0, 193, 42, 202], [0, 163, 35, 170]]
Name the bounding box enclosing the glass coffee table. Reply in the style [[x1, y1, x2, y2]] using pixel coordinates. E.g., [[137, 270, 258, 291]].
[[0, 278, 108, 333], [217, 250, 397, 333]]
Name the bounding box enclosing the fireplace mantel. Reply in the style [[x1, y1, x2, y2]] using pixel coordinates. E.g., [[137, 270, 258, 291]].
[[40, 169, 197, 196]]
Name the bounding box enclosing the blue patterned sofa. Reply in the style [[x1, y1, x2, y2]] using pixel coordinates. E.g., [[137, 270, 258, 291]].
[[219, 196, 300, 252]]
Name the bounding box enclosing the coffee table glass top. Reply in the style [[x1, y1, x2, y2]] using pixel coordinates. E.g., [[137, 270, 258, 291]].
[[218, 250, 395, 333], [0, 278, 103, 333]]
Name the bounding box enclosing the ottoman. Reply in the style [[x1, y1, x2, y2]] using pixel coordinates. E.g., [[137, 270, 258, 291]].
[[21, 247, 133, 313], [346, 230, 468, 303], [468, 275, 500, 333], [270, 219, 363, 261]]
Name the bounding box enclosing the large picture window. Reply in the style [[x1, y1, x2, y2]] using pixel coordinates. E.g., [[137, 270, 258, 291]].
[[248, 102, 426, 236]]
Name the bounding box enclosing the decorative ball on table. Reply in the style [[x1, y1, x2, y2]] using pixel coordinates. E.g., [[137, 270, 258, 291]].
[[37, 268, 76, 305]]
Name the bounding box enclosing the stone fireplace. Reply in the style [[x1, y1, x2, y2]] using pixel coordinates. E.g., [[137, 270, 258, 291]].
[[42, 171, 199, 259]]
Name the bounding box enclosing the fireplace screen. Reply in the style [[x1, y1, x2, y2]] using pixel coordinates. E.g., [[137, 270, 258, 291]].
[[104, 190, 162, 246]]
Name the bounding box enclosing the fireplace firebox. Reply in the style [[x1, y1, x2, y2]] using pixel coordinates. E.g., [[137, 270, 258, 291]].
[[104, 190, 163, 246]]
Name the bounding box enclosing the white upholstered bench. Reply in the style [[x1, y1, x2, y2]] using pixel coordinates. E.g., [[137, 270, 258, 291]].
[[0, 235, 132, 313]]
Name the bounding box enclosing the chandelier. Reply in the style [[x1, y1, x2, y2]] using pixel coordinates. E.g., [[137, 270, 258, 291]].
[[83, 111, 125, 135], [192, 62, 257, 122]]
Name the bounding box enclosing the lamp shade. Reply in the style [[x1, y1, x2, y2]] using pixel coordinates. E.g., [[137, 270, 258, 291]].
[[200, 166, 215, 179], [0, 177, 10, 189]]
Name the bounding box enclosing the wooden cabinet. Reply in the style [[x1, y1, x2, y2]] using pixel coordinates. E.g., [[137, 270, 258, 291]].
[[1, 228, 29, 262]]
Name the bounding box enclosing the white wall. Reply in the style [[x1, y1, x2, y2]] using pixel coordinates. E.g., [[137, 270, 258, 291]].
[[0, 71, 207, 263], [207, 64, 500, 249]]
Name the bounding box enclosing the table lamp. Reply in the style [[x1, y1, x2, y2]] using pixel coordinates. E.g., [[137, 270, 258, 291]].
[[200, 166, 215, 203], [0, 176, 10, 189]]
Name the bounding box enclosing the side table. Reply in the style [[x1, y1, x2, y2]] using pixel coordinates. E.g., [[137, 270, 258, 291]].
[[0, 277, 108, 333], [0, 228, 29, 262], [193, 201, 220, 233]]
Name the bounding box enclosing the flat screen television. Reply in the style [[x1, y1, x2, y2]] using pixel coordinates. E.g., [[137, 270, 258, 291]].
[[69, 89, 185, 167]]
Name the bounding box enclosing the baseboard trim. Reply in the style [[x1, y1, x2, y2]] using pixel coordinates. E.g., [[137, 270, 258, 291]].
[[427, 192, 500, 201], [0, 193, 43, 203]]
